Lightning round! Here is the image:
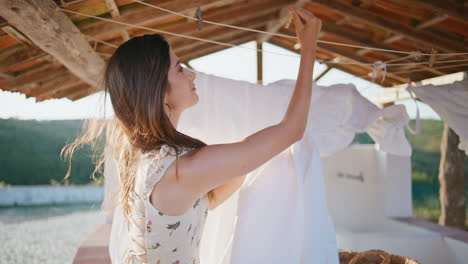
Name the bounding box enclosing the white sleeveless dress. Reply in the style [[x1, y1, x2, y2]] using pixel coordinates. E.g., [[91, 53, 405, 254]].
[[111, 144, 209, 264]]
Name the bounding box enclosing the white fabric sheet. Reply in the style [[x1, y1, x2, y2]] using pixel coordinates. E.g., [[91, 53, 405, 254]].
[[103, 70, 413, 264], [178, 71, 411, 264], [409, 79, 468, 155]]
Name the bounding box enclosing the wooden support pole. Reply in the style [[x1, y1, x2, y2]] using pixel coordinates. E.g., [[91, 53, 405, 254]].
[[257, 41, 263, 85], [438, 124, 466, 230]]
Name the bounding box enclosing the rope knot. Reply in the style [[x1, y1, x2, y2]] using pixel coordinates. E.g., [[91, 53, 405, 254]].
[[371, 61, 387, 84], [409, 51, 423, 61]]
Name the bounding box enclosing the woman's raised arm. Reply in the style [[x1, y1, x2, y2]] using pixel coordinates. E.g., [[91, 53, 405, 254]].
[[176, 8, 322, 198]]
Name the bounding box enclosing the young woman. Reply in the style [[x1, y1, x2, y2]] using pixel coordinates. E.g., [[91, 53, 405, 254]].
[[63, 7, 321, 264]]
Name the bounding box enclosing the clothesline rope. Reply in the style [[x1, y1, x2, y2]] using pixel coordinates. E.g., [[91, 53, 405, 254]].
[[58, 8, 303, 58], [58, 7, 468, 71], [131, 0, 468, 57], [327, 58, 468, 67], [334, 63, 468, 87]]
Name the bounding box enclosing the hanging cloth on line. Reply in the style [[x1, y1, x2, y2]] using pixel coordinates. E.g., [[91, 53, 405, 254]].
[[102, 70, 413, 264], [408, 79, 468, 155]]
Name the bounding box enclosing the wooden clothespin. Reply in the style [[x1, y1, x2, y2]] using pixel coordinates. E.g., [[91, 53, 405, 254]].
[[196, 6, 203, 31], [321, 57, 336, 63], [429, 48, 437, 67], [285, 13, 294, 29]]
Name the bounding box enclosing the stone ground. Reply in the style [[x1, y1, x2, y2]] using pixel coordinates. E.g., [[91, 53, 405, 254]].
[[0, 205, 102, 264]]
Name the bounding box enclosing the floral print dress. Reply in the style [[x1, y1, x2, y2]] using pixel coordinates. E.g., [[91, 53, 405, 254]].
[[127, 144, 209, 264]]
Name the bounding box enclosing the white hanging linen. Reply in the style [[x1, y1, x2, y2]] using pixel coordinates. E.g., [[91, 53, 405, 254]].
[[177, 71, 412, 264], [300, 80, 412, 157], [102, 70, 413, 264], [408, 79, 468, 155]]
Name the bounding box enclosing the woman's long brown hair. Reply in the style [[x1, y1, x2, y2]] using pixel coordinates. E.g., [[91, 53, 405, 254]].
[[61, 34, 212, 235]]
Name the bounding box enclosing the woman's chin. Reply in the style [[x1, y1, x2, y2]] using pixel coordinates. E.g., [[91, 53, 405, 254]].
[[190, 94, 199, 107]]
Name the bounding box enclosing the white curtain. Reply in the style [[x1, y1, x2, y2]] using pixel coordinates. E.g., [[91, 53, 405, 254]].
[[409, 79, 468, 155], [178, 71, 411, 264], [103, 70, 413, 263]]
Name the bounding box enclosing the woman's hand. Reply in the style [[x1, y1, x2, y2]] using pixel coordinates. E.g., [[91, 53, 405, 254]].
[[288, 7, 322, 51]]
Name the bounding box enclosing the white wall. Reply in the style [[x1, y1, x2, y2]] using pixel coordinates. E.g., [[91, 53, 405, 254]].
[[322, 144, 413, 232], [0, 186, 104, 206], [321, 144, 466, 264]]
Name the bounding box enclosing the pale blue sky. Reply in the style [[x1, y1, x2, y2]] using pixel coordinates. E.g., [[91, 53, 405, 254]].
[[0, 41, 439, 120]]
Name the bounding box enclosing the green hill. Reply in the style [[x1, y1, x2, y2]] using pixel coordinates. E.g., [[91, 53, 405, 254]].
[[0, 118, 103, 185], [1, 117, 464, 228], [1, 118, 466, 209]]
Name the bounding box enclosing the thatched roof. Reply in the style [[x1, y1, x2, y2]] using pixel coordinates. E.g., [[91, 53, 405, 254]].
[[0, 0, 467, 101]]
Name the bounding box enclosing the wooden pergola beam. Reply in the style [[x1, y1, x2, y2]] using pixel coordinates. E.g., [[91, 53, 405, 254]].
[[309, 0, 467, 53], [80, 0, 250, 39], [171, 14, 274, 55], [37, 82, 90, 101], [358, 14, 449, 57], [6, 8, 274, 97], [410, 0, 468, 22], [268, 37, 401, 86], [416, 14, 449, 29], [181, 32, 258, 62], [35, 80, 85, 101], [133, 0, 291, 41], [54, 83, 93, 100], [0, 46, 51, 73], [69, 29, 260, 100], [4, 63, 67, 91], [67, 85, 101, 101], [104, 0, 130, 41], [316, 42, 408, 83], [321, 23, 446, 75], [2, 25, 32, 45], [279, 27, 409, 84], [0, 0, 105, 89], [4, 0, 290, 74], [0, 72, 13, 79], [27, 73, 81, 98], [359, 0, 377, 8]]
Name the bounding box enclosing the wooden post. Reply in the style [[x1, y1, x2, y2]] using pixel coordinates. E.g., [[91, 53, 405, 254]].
[[438, 124, 466, 229], [257, 41, 263, 85]]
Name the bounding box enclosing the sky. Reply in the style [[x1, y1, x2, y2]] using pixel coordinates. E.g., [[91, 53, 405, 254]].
[[0, 41, 440, 120]]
